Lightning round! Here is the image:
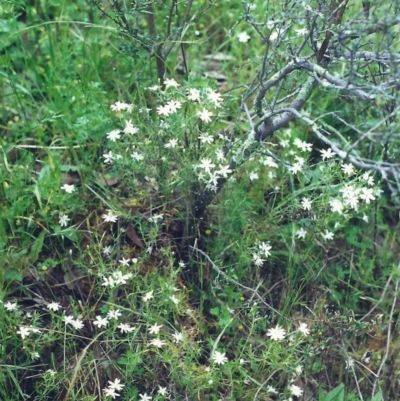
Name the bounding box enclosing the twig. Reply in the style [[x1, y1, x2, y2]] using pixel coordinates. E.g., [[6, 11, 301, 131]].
[[63, 331, 105, 400], [372, 276, 399, 396], [253, 369, 283, 401], [340, 343, 364, 401], [360, 275, 392, 322], [190, 246, 291, 321]]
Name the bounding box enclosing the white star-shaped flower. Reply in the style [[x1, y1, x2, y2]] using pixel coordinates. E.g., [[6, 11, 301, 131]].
[[102, 210, 119, 223], [117, 323, 135, 333], [320, 148, 335, 160], [166, 100, 182, 113], [341, 163, 355, 176], [170, 295, 179, 305], [211, 350, 228, 365], [124, 119, 139, 135], [158, 386, 168, 396], [289, 384, 303, 397], [47, 302, 61, 311], [17, 326, 32, 339], [216, 164, 232, 178], [359, 187, 375, 204], [103, 387, 119, 399], [4, 301, 17, 311], [149, 338, 165, 348], [172, 332, 183, 343], [157, 104, 172, 116], [237, 31, 251, 43], [249, 171, 259, 181], [107, 309, 122, 320], [197, 108, 213, 123], [112, 271, 132, 285], [71, 319, 84, 330], [301, 197, 312, 211], [103, 151, 114, 164], [296, 227, 307, 239], [93, 316, 108, 328], [329, 198, 344, 214], [207, 90, 223, 107], [259, 242, 272, 258], [362, 172, 374, 186], [131, 151, 144, 161], [321, 230, 334, 241], [59, 214, 70, 227], [102, 276, 116, 288], [187, 88, 201, 102], [164, 138, 178, 148], [63, 315, 75, 325], [148, 323, 163, 335], [252, 253, 265, 267], [106, 129, 121, 142], [61, 184, 75, 193], [164, 78, 179, 89], [199, 158, 215, 173], [103, 245, 112, 255], [118, 257, 130, 266], [298, 322, 310, 336], [266, 325, 286, 340], [107, 378, 124, 391], [290, 162, 303, 174], [142, 291, 154, 302], [110, 101, 132, 112], [198, 132, 214, 144]]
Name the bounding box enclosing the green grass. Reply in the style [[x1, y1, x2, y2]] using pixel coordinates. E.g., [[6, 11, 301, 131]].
[[0, 0, 398, 400]]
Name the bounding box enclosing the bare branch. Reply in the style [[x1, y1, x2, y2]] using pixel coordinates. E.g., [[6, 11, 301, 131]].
[[255, 77, 319, 141], [296, 59, 377, 101], [254, 61, 303, 116], [334, 50, 400, 64], [164, 0, 195, 58]]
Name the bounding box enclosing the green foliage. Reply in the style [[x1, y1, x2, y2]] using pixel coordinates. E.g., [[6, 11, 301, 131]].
[[319, 384, 384, 401]]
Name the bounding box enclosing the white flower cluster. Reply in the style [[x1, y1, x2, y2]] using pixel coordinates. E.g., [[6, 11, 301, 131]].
[[196, 157, 233, 191], [275, 129, 380, 242], [104, 79, 229, 194], [101, 271, 133, 288], [252, 241, 272, 267], [17, 326, 41, 339], [64, 315, 85, 330], [329, 171, 377, 215], [103, 378, 125, 399], [266, 322, 310, 341]]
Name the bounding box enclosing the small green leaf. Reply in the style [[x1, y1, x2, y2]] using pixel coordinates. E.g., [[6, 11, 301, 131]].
[[30, 231, 45, 264], [4, 269, 23, 282], [319, 384, 344, 401], [370, 391, 383, 401]]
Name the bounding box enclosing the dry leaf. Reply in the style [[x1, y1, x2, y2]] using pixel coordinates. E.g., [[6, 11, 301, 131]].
[[126, 223, 144, 248]]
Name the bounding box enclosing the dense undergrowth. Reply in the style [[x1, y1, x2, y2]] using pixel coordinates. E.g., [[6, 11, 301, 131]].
[[1, 1, 399, 400]]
